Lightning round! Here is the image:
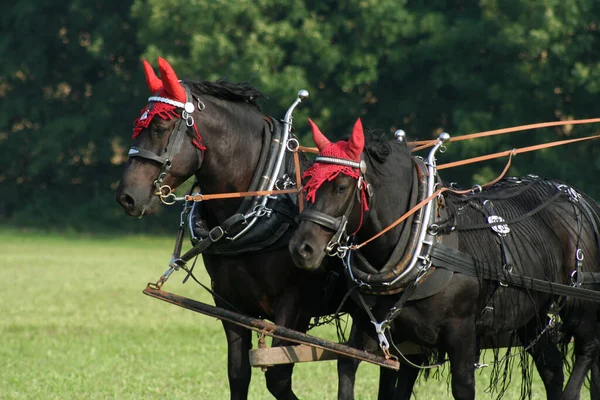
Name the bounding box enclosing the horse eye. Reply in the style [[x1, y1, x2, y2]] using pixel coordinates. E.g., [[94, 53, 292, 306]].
[[336, 185, 349, 194], [153, 127, 168, 137]]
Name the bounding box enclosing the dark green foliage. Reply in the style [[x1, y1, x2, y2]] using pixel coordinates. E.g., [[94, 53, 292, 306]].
[[0, 0, 176, 231], [2, 0, 600, 231]]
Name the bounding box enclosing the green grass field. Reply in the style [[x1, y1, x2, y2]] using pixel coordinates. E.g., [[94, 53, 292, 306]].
[[0, 229, 591, 399]]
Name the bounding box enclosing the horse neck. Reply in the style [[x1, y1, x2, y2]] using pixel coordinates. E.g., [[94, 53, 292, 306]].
[[356, 155, 414, 268], [195, 96, 266, 221]]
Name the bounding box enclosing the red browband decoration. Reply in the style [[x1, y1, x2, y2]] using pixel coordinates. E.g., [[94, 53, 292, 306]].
[[133, 57, 205, 151], [302, 118, 369, 212]]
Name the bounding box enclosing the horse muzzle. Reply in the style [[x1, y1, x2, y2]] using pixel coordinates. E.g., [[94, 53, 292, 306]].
[[115, 181, 160, 217]]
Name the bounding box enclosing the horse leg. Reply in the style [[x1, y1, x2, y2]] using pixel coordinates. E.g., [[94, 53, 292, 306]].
[[264, 338, 300, 400], [591, 357, 600, 400], [517, 315, 563, 400], [392, 355, 425, 400], [221, 320, 252, 400], [443, 318, 478, 400], [562, 333, 600, 399], [562, 304, 600, 400], [338, 312, 381, 400], [264, 299, 310, 400], [378, 366, 398, 400]]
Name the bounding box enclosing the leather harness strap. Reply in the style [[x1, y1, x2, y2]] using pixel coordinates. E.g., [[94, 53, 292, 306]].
[[430, 243, 600, 302]]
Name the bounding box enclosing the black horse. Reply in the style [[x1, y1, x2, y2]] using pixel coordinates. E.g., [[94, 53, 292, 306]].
[[115, 58, 398, 399], [289, 118, 600, 399]]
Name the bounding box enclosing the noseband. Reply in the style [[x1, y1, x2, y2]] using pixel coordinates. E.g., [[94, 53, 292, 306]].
[[298, 156, 369, 258], [128, 86, 204, 208]]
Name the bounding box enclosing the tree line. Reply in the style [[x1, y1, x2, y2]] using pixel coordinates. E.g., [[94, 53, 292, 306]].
[[2, 0, 600, 232]]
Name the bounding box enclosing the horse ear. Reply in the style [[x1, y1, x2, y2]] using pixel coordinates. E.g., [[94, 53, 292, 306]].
[[346, 118, 365, 160], [142, 59, 163, 93], [308, 118, 331, 151], [157, 57, 186, 103]]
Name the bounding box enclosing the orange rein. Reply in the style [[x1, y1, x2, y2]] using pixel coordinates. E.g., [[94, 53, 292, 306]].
[[298, 117, 600, 154], [348, 119, 600, 249], [412, 117, 600, 152], [183, 118, 600, 217]]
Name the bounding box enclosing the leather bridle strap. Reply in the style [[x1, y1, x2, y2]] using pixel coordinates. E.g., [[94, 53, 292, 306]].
[[299, 209, 347, 232], [128, 147, 170, 165]]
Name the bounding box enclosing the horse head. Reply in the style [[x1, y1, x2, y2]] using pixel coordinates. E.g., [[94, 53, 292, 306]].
[[289, 118, 415, 271], [115, 58, 204, 216], [289, 118, 369, 270], [116, 58, 265, 218]]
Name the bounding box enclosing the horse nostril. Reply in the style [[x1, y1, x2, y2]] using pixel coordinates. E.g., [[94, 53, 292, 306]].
[[299, 242, 314, 259], [118, 193, 135, 210]]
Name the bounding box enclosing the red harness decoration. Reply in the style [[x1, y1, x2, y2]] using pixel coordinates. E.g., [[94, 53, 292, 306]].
[[302, 118, 369, 218], [302, 144, 369, 212], [132, 57, 206, 151]]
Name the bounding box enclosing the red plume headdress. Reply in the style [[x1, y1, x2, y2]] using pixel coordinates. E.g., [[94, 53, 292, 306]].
[[302, 118, 368, 210], [133, 57, 205, 150]]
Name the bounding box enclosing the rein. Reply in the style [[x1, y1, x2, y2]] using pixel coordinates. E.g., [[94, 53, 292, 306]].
[[350, 131, 600, 249], [412, 117, 600, 151], [298, 117, 600, 154]]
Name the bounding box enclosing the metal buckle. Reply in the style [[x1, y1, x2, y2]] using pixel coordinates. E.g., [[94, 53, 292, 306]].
[[428, 223, 439, 235], [372, 321, 392, 358], [570, 270, 580, 287], [286, 138, 299, 152], [208, 226, 225, 242], [326, 219, 349, 258]]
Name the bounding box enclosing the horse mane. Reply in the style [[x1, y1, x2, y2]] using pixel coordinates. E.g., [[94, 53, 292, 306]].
[[185, 79, 265, 111], [363, 133, 413, 180]]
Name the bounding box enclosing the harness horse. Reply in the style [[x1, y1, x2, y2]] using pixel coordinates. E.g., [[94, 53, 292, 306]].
[[289, 118, 600, 399], [116, 58, 404, 399]]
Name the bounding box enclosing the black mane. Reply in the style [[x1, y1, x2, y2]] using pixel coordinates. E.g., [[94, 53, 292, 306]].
[[364, 134, 413, 180], [186, 79, 265, 110]]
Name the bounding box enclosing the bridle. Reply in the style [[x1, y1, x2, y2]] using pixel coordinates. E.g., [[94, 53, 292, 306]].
[[127, 86, 205, 214], [298, 156, 370, 258]]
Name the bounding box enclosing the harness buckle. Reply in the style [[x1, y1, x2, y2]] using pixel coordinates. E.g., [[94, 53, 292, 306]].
[[372, 321, 392, 358], [275, 174, 295, 190], [286, 138, 299, 152], [326, 219, 349, 258], [576, 248, 584, 262], [208, 226, 226, 242]]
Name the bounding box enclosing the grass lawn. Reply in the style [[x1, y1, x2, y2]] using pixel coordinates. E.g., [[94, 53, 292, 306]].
[[0, 229, 591, 399]]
